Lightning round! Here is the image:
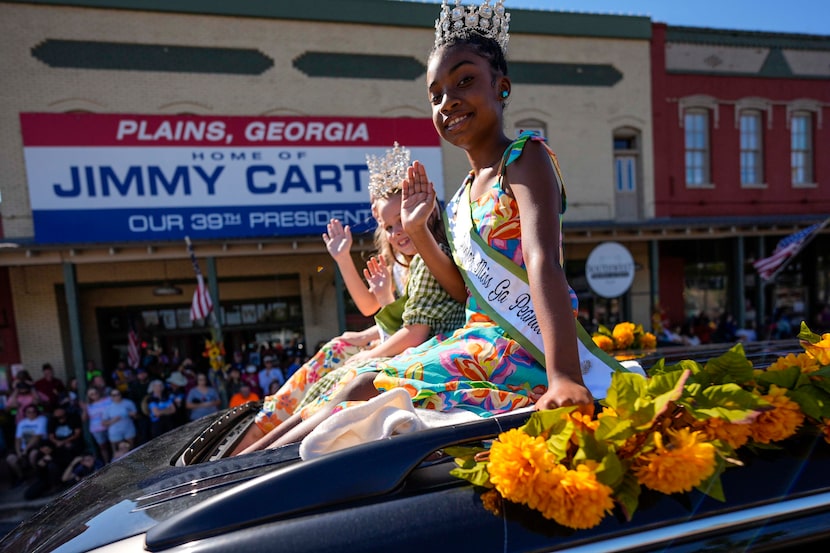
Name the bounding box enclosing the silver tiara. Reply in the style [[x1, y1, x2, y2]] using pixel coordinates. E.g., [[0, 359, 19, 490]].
[[434, 0, 510, 53], [366, 142, 410, 200]]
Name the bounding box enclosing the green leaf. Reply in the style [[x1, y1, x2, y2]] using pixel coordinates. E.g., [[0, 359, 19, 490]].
[[788, 387, 830, 420], [521, 408, 576, 438], [615, 471, 642, 522], [756, 366, 801, 390], [693, 383, 766, 423], [701, 344, 754, 385], [798, 322, 822, 344], [546, 419, 575, 462], [605, 372, 647, 416], [444, 445, 487, 460], [450, 462, 493, 488], [594, 451, 625, 489], [646, 370, 687, 397], [695, 456, 727, 502], [594, 415, 636, 445]]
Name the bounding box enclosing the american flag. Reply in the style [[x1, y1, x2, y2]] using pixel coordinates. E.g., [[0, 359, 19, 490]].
[[127, 325, 141, 369], [187, 237, 214, 321], [753, 219, 828, 281]]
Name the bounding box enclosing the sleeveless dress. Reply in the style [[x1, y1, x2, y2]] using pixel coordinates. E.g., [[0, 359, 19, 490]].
[[302, 132, 579, 419]]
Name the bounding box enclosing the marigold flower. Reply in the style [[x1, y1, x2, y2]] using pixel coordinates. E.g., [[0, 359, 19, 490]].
[[694, 417, 752, 450], [488, 428, 553, 505], [750, 385, 804, 444], [537, 462, 614, 529], [480, 489, 503, 516], [822, 419, 830, 446], [803, 333, 830, 365], [767, 352, 820, 374], [613, 323, 636, 350], [592, 334, 614, 352], [567, 410, 600, 433], [633, 428, 717, 494], [640, 332, 657, 349]]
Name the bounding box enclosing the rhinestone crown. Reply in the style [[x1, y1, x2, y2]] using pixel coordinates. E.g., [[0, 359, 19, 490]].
[[366, 142, 411, 200], [434, 0, 511, 53]]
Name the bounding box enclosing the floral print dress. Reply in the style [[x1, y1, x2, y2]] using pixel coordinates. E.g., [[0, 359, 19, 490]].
[[302, 132, 579, 419]]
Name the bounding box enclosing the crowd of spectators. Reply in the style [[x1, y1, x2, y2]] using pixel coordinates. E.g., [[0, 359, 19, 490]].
[[0, 339, 307, 500]]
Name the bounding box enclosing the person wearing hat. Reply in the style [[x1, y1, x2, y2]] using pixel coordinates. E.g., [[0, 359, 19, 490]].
[[7, 380, 47, 424], [241, 364, 262, 396], [145, 379, 176, 439], [257, 356, 285, 397], [165, 372, 189, 428]]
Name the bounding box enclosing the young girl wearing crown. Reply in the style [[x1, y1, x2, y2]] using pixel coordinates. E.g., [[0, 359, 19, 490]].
[[242, 1, 646, 455], [382, 0, 595, 412], [233, 144, 465, 454]]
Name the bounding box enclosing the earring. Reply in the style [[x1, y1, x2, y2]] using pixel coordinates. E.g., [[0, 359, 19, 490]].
[[501, 90, 509, 98]]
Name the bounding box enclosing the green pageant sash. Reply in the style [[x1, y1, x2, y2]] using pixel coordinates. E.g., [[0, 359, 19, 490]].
[[444, 184, 639, 398]]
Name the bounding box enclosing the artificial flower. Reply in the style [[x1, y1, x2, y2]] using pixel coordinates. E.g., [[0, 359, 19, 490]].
[[539, 462, 614, 529], [452, 323, 828, 532], [592, 334, 614, 352], [767, 352, 820, 374], [487, 428, 553, 505], [613, 322, 636, 349], [633, 428, 716, 494], [802, 333, 830, 365], [693, 416, 753, 450], [749, 385, 804, 444], [640, 332, 657, 349]]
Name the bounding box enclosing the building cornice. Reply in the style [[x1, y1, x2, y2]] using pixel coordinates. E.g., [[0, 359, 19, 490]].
[[1, 0, 652, 40]]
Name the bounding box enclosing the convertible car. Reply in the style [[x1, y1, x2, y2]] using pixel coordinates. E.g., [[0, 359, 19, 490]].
[[2, 340, 830, 553]]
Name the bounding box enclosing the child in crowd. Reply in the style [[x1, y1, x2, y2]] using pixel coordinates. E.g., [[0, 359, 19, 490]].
[[233, 143, 465, 454]]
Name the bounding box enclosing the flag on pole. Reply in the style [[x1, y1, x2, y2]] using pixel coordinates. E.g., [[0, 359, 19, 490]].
[[127, 324, 141, 369], [753, 218, 829, 281], [187, 237, 214, 321]]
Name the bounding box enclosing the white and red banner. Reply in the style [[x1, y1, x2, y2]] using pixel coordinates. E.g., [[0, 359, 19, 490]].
[[20, 113, 443, 244]]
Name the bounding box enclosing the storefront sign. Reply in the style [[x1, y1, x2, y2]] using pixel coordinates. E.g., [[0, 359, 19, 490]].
[[20, 113, 443, 244], [585, 241, 635, 298]]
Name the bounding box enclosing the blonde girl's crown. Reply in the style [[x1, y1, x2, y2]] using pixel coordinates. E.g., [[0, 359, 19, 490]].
[[366, 142, 411, 200], [434, 0, 511, 53]]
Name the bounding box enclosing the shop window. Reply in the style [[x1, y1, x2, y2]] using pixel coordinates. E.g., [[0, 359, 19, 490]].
[[739, 110, 764, 186]]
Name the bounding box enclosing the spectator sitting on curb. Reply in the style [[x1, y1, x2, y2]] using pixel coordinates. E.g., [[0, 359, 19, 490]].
[[61, 451, 103, 486]]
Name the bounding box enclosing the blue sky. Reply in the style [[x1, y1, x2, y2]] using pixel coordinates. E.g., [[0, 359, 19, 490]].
[[403, 1, 830, 35]]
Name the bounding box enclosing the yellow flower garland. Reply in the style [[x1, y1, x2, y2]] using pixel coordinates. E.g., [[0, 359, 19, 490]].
[[592, 321, 657, 356], [451, 321, 830, 530]]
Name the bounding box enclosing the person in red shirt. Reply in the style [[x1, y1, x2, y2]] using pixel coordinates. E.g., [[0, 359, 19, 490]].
[[35, 363, 66, 410], [229, 384, 260, 409]]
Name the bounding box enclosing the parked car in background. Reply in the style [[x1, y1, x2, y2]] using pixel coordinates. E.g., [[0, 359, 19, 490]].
[[3, 339, 830, 553]]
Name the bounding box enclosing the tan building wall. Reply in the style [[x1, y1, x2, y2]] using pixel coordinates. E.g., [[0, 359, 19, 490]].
[[0, 2, 655, 378]]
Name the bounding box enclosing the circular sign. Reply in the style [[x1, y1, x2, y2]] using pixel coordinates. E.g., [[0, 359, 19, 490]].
[[585, 242, 635, 298]]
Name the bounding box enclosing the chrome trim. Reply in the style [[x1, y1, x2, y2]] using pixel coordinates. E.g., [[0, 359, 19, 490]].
[[550, 490, 830, 552]]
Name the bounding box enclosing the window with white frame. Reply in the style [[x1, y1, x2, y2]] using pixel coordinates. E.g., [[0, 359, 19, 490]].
[[684, 109, 710, 186], [515, 118, 546, 139], [739, 110, 763, 186], [791, 111, 814, 185]]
